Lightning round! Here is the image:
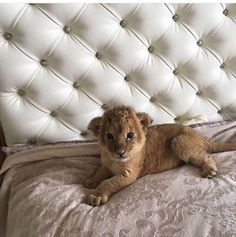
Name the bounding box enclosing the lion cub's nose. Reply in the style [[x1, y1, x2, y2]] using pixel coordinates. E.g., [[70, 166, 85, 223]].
[[116, 149, 126, 157]]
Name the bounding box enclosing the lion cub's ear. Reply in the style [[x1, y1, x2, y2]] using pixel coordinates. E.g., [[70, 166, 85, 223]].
[[136, 112, 153, 128], [88, 117, 102, 137]]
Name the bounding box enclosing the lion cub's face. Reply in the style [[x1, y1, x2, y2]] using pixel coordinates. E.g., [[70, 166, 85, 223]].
[[89, 106, 152, 162]]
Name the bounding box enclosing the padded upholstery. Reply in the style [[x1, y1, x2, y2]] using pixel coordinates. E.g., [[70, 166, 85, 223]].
[[0, 3, 236, 145], [0, 123, 6, 166]]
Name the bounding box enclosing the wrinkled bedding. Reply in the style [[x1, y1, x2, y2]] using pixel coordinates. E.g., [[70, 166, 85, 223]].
[[0, 121, 236, 237]]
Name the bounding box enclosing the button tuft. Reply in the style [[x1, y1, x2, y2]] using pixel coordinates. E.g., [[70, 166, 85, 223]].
[[40, 59, 47, 67], [101, 104, 108, 110], [218, 109, 223, 114], [120, 19, 127, 27], [196, 90, 202, 95], [17, 89, 25, 96], [223, 9, 229, 16], [197, 39, 203, 46], [29, 139, 36, 144], [124, 75, 131, 81], [63, 26, 71, 34], [174, 116, 180, 121], [73, 81, 80, 88], [95, 52, 102, 59], [172, 14, 179, 22], [4, 32, 13, 41], [220, 63, 225, 69], [80, 131, 88, 136], [50, 111, 57, 117], [150, 96, 156, 102], [148, 45, 155, 53], [173, 68, 179, 75]]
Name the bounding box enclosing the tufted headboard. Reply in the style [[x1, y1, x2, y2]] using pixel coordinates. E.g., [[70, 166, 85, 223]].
[[1, 3, 236, 146]]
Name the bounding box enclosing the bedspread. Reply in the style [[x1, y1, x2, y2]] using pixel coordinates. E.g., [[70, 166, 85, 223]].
[[0, 122, 236, 237]]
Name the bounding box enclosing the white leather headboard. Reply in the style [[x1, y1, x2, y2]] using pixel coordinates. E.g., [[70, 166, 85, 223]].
[[1, 3, 236, 145]]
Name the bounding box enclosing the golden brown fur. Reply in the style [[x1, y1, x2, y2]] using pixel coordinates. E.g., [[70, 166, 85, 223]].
[[84, 106, 236, 206]]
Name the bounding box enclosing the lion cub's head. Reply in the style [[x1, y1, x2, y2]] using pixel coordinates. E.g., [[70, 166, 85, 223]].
[[88, 106, 152, 161]]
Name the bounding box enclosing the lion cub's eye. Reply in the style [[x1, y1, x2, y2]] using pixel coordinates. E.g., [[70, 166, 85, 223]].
[[127, 132, 134, 140], [106, 133, 114, 140]]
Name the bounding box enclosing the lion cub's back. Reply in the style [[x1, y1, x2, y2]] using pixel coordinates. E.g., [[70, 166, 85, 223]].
[[147, 123, 195, 142], [141, 124, 196, 175]]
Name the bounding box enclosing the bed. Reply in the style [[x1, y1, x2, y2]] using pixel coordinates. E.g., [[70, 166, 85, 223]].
[[0, 3, 236, 237]]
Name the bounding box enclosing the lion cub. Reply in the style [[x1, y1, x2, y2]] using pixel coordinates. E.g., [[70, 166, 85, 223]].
[[84, 106, 236, 206]]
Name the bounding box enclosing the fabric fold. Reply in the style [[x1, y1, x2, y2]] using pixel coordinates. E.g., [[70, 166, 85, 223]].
[[0, 141, 100, 177]]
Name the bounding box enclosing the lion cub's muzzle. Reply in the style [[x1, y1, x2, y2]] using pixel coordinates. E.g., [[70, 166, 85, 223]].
[[114, 144, 127, 159], [116, 150, 126, 158]]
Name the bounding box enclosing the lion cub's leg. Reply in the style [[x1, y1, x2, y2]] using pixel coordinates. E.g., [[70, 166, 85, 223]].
[[83, 166, 112, 189], [171, 135, 218, 178]]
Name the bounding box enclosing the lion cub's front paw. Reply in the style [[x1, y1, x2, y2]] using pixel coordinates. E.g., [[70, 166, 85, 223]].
[[87, 192, 109, 206], [83, 179, 99, 189]]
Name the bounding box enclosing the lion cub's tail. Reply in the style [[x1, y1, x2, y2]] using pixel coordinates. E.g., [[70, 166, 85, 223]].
[[206, 140, 236, 153]]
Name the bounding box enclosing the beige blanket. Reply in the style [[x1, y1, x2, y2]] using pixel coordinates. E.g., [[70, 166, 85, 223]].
[[0, 122, 236, 237]]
